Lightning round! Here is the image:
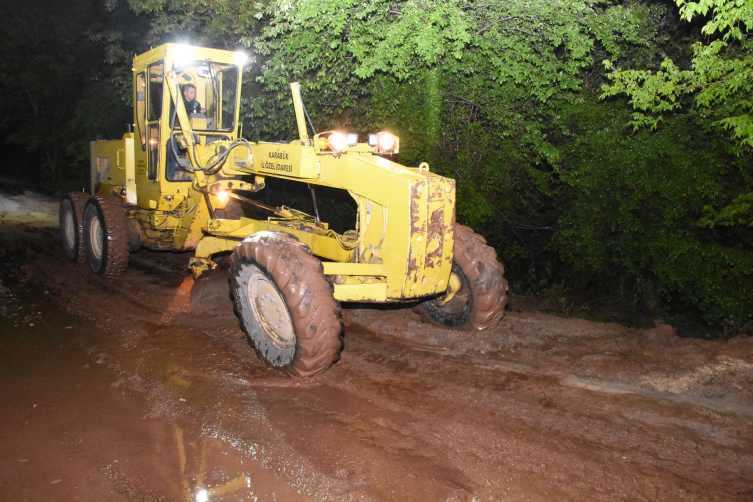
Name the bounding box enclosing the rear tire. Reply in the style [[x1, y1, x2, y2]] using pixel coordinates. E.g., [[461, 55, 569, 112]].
[[229, 231, 344, 377], [415, 225, 508, 331], [83, 195, 130, 276], [59, 192, 88, 263]]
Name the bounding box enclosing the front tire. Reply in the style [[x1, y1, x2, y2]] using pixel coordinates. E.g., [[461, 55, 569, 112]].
[[83, 195, 130, 276], [415, 225, 508, 331], [229, 231, 344, 377], [59, 192, 88, 263]]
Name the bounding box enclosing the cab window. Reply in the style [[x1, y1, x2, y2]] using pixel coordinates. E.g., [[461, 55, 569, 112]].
[[147, 61, 164, 181], [173, 61, 239, 132], [148, 62, 164, 121], [135, 72, 146, 150]]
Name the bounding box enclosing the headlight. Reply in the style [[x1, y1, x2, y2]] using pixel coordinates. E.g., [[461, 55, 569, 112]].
[[369, 132, 399, 152], [315, 131, 355, 153], [327, 132, 348, 152], [378, 133, 395, 151]]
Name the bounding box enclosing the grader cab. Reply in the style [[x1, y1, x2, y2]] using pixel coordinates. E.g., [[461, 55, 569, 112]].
[[59, 43, 508, 376]]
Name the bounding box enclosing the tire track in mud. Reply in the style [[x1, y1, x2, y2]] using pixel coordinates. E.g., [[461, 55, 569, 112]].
[[324, 323, 753, 500], [403, 341, 753, 418]]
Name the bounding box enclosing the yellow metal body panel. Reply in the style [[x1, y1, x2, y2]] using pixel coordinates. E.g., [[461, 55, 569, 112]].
[[91, 136, 133, 197], [321, 263, 383, 276], [255, 142, 317, 179], [333, 283, 388, 302]]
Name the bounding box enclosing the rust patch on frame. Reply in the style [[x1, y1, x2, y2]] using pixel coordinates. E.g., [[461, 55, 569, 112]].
[[404, 181, 427, 295], [425, 206, 445, 269]]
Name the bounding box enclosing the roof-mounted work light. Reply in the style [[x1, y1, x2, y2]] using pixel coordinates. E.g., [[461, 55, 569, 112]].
[[174, 44, 195, 71], [234, 51, 248, 66]]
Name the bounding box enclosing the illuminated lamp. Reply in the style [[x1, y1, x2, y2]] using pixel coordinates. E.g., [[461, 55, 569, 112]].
[[327, 132, 347, 152]]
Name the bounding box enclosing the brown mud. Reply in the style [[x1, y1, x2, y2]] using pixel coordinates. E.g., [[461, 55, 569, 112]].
[[0, 193, 752, 501]]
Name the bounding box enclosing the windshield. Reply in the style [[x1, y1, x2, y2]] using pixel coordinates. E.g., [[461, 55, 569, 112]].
[[175, 61, 239, 132]]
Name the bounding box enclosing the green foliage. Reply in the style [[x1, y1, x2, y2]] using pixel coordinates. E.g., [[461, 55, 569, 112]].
[[126, 0, 267, 46], [678, 0, 753, 40], [603, 0, 753, 152], [255, 0, 660, 142], [557, 98, 753, 326], [703, 191, 753, 226], [601, 2, 753, 318]]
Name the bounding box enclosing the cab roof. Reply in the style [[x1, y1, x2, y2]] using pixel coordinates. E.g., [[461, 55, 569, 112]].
[[132, 43, 245, 73]]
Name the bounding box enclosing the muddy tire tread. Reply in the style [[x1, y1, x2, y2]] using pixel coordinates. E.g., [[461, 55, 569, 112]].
[[85, 195, 130, 276], [416, 224, 508, 331], [229, 232, 344, 377], [60, 192, 89, 264], [454, 225, 508, 330]]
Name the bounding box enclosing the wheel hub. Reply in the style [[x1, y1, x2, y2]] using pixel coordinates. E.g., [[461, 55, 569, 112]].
[[247, 273, 294, 348], [64, 210, 76, 249], [431, 265, 471, 318], [89, 217, 103, 260], [436, 272, 463, 306]]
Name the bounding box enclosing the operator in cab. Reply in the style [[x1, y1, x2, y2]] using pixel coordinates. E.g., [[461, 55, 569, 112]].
[[182, 84, 206, 114]]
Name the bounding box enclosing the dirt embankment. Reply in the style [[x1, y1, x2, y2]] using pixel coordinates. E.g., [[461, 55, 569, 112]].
[[0, 190, 751, 501]]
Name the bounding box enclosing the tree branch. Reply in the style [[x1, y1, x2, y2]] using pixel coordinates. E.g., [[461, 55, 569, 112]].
[[435, 141, 464, 179], [443, 94, 491, 114], [476, 14, 539, 35]]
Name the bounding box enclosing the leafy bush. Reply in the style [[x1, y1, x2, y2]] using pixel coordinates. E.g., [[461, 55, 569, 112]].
[[557, 99, 753, 326]]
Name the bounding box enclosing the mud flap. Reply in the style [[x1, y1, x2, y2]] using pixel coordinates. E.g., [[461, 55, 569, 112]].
[[190, 268, 233, 317]]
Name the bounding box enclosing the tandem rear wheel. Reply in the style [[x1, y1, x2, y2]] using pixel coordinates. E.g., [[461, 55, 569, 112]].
[[82, 195, 130, 276], [59, 192, 89, 264]]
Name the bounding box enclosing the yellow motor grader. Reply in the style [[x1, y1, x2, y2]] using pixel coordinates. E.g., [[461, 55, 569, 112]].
[[58, 43, 508, 376]]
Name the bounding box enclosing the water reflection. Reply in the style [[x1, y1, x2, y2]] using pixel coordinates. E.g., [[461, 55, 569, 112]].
[[174, 424, 256, 501]]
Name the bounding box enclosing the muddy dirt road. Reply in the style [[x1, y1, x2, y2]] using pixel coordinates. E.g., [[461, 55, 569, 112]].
[[1, 192, 752, 501]]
